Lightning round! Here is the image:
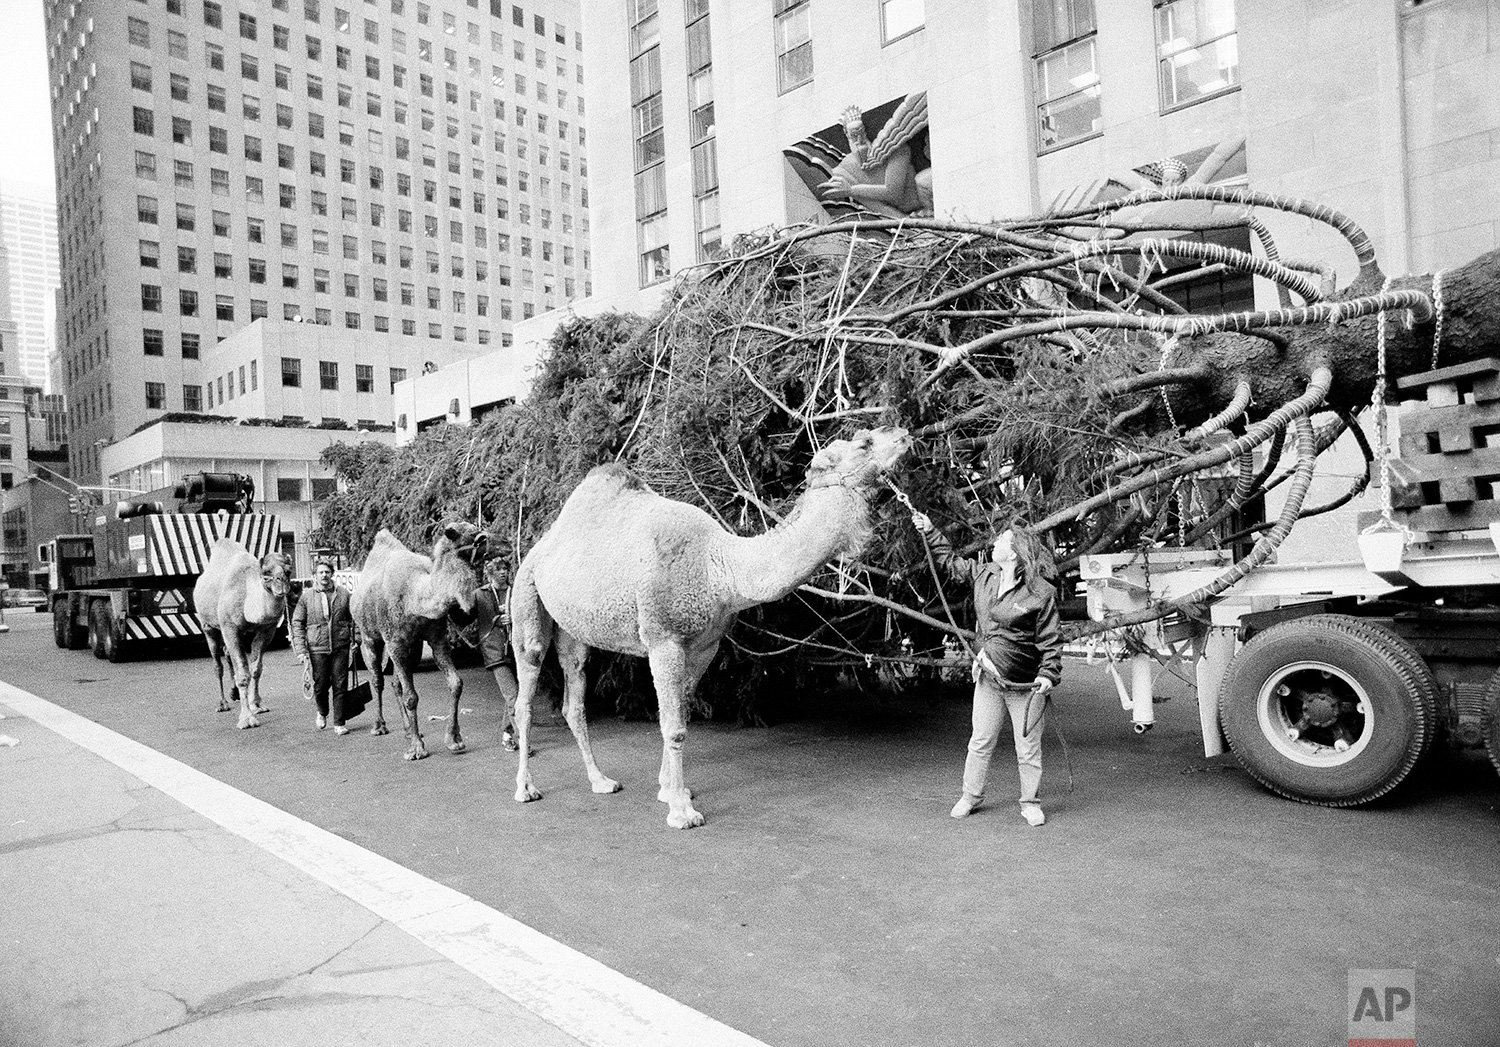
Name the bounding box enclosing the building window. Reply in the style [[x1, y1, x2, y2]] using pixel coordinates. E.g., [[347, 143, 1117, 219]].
[[128, 17, 151, 46], [139, 239, 160, 267], [881, 0, 923, 42], [183, 384, 203, 412], [216, 294, 235, 321], [143, 329, 165, 356], [281, 357, 302, 387], [354, 363, 374, 392], [1155, 0, 1238, 110], [696, 191, 721, 261], [389, 366, 407, 392], [1032, 0, 1100, 151], [319, 360, 339, 389], [133, 107, 155, 136], [180, 289, 199, 316], [145, 382, 167, 410], [774, 0, 812, 93], [182, 333, 201, 358], [638, 212, 669, 287], [277, 478, 305, 501], [141, 285, 162, 312], [131, 62, 152, 91]]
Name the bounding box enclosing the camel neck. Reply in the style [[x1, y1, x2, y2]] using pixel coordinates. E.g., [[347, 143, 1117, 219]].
[[719, 484, 870, 609], [406, 551, 468, 619], [243, 581, 280, 625]]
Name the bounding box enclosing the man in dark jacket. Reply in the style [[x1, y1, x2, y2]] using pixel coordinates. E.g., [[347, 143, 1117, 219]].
[[291, 560, 355, 735]]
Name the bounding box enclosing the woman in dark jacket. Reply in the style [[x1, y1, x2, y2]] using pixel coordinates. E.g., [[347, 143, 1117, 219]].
[[912, 513, 1062, 826]]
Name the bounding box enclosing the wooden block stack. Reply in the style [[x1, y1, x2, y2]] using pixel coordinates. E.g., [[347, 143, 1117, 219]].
[[1361, 358, 1500, 534]]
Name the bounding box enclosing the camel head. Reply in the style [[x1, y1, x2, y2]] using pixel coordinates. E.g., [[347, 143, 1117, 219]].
[[259, 552, 291, 599], [806, 426, 911, 491], [435, 521, 486, 613]]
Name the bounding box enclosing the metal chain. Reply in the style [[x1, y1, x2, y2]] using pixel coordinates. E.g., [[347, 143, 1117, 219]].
[[1157, 334, 1181, 432], [1430, 269, 1445, 369], [1372, 276, 1399, 530]]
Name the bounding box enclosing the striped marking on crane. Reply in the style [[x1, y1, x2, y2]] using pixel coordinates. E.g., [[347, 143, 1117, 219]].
[[125, 614, 203, 640], [147, 514, 281, 575]]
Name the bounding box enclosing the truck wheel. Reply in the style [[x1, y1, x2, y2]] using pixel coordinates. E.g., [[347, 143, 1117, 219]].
[[56, 601, 88, 650], [89, 601, 108, 659], [99, 605, 125, 663], [1219, 614, 1436, 806], [1482, 670, 1500, 779]]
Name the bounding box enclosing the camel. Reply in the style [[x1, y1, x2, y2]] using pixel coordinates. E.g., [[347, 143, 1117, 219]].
[[350, 523, 487, 760], [194, 539, 291, 730], [509, 426, 912, 828]]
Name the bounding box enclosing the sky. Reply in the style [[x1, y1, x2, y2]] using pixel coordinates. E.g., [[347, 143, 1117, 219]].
[[0, 0, 57, 193]]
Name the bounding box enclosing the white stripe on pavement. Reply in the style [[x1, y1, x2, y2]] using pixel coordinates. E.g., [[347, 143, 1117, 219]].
[[0, 682, 771, 1047]]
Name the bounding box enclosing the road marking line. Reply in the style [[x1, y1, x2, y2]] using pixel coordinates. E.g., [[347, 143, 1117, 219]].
[[0, 682, 771, 1047]]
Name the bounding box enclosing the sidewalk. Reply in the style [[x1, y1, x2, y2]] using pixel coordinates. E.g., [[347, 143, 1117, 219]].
[[0, 684, 767, 1047]]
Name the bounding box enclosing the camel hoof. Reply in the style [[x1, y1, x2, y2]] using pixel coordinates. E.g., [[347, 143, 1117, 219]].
[[515, 786, 542, 803], [217, 702, 233, 713], [447, 739, 467, 754], [237, 718, 260, 730], [592, 778, 622, 794], [667, 808, 705, 829], [370, 721, 389, 736], [250, 704, 268, 714], [403, 748, 430, 761]]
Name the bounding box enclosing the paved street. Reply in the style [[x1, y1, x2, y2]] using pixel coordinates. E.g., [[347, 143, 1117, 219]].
[[2, 608, 1498, 1046]]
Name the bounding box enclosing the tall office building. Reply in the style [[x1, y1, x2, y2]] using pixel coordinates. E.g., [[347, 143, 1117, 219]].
[[44, 0, 591, 482], [583, 0, 1499, 313], [0, 180, 62, 392]]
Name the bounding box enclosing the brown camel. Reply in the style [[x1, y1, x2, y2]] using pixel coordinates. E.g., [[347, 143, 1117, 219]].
[[194, 539, 291, 729], [350, 523, 487, 760], [509, 426, 912, 828]]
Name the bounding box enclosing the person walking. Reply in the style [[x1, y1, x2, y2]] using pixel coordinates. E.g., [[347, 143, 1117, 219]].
[[468, 542, 522, 751], [911, 513, 1062, 826], [291, 559, 355, 735]]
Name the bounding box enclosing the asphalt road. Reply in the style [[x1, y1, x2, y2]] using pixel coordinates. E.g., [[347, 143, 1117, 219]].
[[2, 610, 1498, 1046]]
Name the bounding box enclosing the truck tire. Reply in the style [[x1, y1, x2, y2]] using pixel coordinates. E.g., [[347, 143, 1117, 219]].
[[90, 601, 126, 662], [55, 600, 87, 650], [1482, 670, 1500, 779], [89, 601, 108, 659], [1218, 614, 1436, 806]]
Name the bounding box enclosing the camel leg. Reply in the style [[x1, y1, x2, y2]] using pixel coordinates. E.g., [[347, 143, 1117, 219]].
[[512, 560, 551, 803], [246, 627, 270, 714], [554, 631, 620, 795], [226, 633, 259, 730], [363, 637, 389, 736], [648, 641, 703, 829], [205, 628, 232, 712], [391, 646, 428, 761], [431, 635, 466, 754], [657, 642, 715, 807]]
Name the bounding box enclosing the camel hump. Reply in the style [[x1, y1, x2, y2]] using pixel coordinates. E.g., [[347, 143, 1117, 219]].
[[583, 461, 648, 491]]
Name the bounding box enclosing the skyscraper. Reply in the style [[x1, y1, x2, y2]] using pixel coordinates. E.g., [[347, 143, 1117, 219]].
[[44, 0, 590, 482], [0, 179, 61, 392]]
